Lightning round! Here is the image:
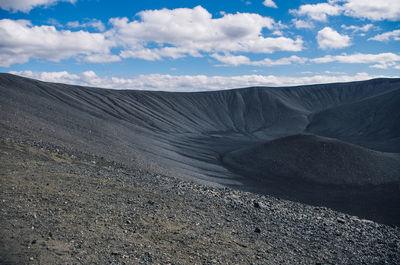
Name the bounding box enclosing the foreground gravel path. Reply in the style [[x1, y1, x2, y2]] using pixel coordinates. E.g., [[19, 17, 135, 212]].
[[1, 139, 399, 264]]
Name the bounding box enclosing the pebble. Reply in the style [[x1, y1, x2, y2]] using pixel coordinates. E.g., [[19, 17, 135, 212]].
[[337, 218, 346, 224], [253, 201, 261, 208]]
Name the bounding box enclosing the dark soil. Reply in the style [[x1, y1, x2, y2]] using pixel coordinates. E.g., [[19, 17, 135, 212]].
[[1, 139, 400, 264]]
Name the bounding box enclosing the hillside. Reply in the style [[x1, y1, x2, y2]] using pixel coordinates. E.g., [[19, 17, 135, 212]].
[[1, 73, 399, 225], [2, 139, 399, 264]]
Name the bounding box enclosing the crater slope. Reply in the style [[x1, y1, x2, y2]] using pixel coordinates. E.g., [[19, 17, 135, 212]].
[[222, 134, 400, 186], [1, 73, 399, 224], [222, 134, 400, 225]]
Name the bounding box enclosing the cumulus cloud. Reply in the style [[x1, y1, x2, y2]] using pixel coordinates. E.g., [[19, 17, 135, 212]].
[[0, 6, 305, 67], [317, 27, 351, 50], [341, 24, 373, 33], [120, 47, 192, 61], [0, 19, 116, 67], [292, 19, 314, 29], [311, 52, 400, 69], [342, 0, 400, 21], [212, 53, 307, 66], [0, 0, 75, 13], [249, 55, 307, 66], [110, 6, 303, 60], [369, 29, 400, 41], [290, 3, 342, 22], [263, 0, 277, 8], [84, 54, 121, 63], [66, 19, 106, 32], [292, 0, 400, 21], [211, 53, 251, 66], [9, 70, 398, 91]]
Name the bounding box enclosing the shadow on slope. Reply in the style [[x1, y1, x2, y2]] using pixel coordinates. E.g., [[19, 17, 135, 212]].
[[307, 87, 400, 153], [222, 134, 400, 225]]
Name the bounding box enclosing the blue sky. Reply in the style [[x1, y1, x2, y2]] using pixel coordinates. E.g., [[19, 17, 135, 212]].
[[0, 0, 399, 91]]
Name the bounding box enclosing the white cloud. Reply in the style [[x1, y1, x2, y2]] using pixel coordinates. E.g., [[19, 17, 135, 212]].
[[292, 19, 314, 29], [341, 24, 373, 32], [0, 19, 116, 67], [120, 49, 162, 61], [111, 6, 273, 45], [263, 0, 277, 8], [84, 54, 121, 63], [212, 53, 307, 66], [46, 18, 62, 27], [211, 53, 251, 66], [66, 19, 105, 32], [9, 70, 398, 91], [0, 0, 75, 13], [324, 70, 346, 75], [110, 6, 303, 60], [369, 29, 400, 41], [311, 52, 400, 69], [290, 3, 342, 22], [251, 55, 307, 66], [342, 0, 400, 21], [292, 0, 400, 21], [317, 27, 351, 50], [0, 6, 303, 67], [212, 51, 400, 69], [272, 30, 283, 36], [120, 47, 189, 61]]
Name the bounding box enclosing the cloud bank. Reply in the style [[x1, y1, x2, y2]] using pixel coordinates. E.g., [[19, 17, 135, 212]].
[[0, 6, 304, 67], [9, 70, 398, 92]]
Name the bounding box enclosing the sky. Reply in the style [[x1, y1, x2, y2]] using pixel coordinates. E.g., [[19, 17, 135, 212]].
[[0, 0, 399, 91]]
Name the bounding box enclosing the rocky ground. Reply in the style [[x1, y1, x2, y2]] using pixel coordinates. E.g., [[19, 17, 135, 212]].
[[1, 138, 400, 264]]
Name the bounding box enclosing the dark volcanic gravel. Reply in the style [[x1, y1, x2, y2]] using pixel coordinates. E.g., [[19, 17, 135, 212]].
[[1, 138, 399, 264]]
